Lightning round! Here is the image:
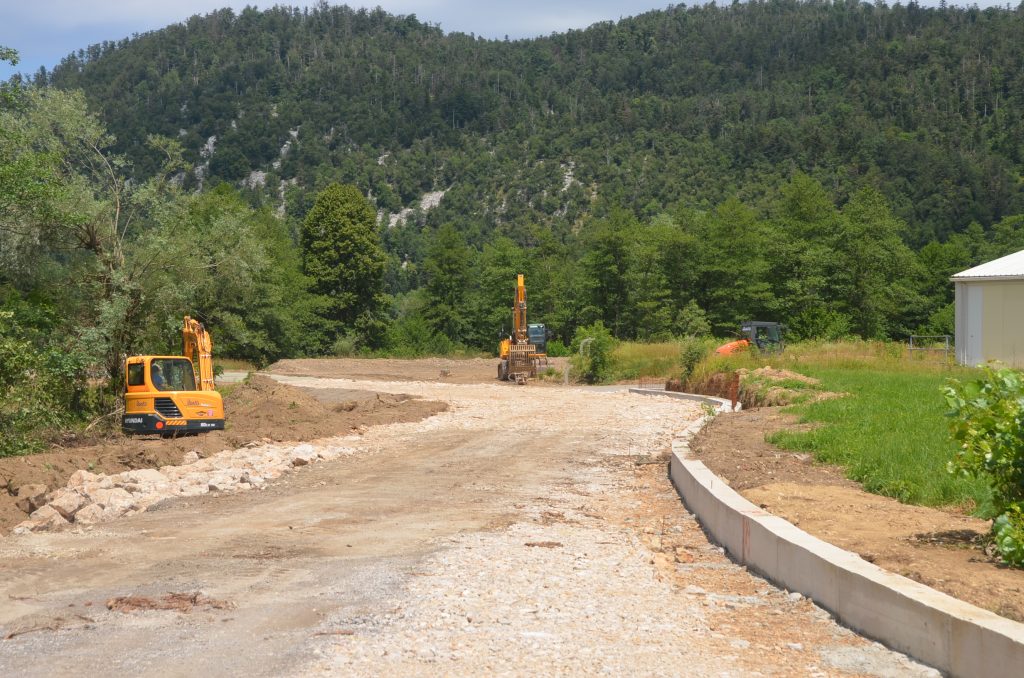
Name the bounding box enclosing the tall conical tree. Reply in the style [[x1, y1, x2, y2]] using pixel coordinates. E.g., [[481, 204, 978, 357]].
[[301, 183, 387, 345], [423, 223, 471, 343]]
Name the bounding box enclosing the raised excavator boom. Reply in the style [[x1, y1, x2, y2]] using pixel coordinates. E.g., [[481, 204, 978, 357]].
[[497, 274, 548, 383], [183, 315, 216, 392]]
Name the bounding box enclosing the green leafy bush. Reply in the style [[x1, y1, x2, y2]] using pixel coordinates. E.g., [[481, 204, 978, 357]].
[[678, 336, 713, 382], [384, 314, 454, 357], [332, 333, 360, 357], [944, 367, 1024, 566], [570, 321, 617, 384], [994, 507, 1024, 566], [0, 309, 91, 456], [545, 339, 569, 358]]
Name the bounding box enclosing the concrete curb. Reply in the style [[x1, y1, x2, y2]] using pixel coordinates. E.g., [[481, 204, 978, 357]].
[[635, 388, 1024, 677], [628, 387, 739, 413]]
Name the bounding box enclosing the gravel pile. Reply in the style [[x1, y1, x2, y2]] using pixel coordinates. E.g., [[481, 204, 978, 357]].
[[12, 439, 359, 533]]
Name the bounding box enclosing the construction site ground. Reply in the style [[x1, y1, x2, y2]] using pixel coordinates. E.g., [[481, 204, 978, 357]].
[[0, 375, 444, 535], [691, 407, 1024, 622], [0, 359, 937, 676]]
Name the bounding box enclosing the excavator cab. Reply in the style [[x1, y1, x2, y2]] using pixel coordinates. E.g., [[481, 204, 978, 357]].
[[743, 321, 784, 353], [527, 323, 548, 355], [122, 316, 225, 435], [715, 321, 785, 355]]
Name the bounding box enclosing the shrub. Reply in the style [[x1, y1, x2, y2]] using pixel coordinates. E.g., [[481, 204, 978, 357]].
[[384, 314, 454, 357], [569, 321, 617, 384], [0, 310, 91, 456], [332, 333, 360, 357], [545, 339, 569, 357], [945, 367, 1024, 566], [678, 335, 712, 382]]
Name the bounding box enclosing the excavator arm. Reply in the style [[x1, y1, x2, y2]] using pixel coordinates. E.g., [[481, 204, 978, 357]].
[[513, 273, 528, 343], [183, 316, 216, 391]]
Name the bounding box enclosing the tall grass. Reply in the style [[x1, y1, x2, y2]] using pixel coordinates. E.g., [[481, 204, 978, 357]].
[[774, 339, 958, 373], [216, 358, 258, 371], [608, 342, 684, 380]]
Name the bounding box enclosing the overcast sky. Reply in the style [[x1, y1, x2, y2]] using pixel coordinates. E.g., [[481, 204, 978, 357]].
[[0, 0, 1016, 80]]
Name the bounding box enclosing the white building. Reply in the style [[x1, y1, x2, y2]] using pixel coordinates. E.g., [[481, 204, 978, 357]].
[[952, 249, 1024, 367]]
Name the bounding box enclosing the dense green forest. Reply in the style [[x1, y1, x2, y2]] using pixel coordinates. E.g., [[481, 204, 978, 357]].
[[6, 1, 1024, 451], [39, 1, 1024, 245]]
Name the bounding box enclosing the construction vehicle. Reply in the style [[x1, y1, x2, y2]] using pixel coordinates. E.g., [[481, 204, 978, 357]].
[[121, 316, 225, 435], [715, 321, 785, 355], [497, 274, 548, 384]]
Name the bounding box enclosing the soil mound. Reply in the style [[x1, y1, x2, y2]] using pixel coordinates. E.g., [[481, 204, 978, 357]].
[[741, 366, 820, 385], [0, 375, 445, 534], [683, 366, 839, 407]]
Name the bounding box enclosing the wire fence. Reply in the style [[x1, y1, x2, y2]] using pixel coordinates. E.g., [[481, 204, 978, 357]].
[[636, 376, 666, 390], [908, 335, 954, 365]]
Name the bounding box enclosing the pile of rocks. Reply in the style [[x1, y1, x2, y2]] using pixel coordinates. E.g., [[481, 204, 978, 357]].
[[12, 438, 357, 534]]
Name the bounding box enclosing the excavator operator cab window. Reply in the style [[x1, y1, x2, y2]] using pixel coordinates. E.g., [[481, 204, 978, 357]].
[[751, 324, 782, 351], [150, 358, 197, 392], [527, 324, 547, 354], [127, 363, 145, 387], [754, 326, 768, 348]]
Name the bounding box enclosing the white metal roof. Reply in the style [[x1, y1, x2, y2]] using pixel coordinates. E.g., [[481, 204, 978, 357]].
[[952, 249, 1024, 282]]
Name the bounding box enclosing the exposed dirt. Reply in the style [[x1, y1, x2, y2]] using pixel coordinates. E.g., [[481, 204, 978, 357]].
[[106, 592, 235, 614], [269, 356, 570, 385], [0, 375, 445, 534], [741, 366, 821, 385], [270, 356, 500, 383], [684, 367, 842, 408], [0, 369, 930, 676], [691, 407, 1024, 622]]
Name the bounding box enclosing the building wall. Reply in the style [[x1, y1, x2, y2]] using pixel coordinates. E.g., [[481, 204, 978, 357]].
[[957, 279, 1024, 367]]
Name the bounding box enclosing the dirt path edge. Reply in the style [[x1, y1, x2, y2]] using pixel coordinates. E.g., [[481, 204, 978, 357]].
[[630, 388, 1024, 678]]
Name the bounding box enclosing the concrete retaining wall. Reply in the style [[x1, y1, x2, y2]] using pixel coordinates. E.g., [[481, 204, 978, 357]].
[[637, 387, 1024, 677]]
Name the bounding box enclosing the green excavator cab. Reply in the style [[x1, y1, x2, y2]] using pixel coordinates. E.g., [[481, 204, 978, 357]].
[[740, 321, 785, 353]]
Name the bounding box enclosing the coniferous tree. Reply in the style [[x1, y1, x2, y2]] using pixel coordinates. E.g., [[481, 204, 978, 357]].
[[301, 183, 387, 345], [423, 224, 472, 343]]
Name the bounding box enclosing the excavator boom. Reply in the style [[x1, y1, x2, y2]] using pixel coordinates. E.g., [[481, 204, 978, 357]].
[[183, 316, 216, 391], [513, 274, 528, 343]]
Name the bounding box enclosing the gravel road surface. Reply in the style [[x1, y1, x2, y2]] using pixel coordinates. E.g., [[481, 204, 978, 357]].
[[0, 369, 937, 677]]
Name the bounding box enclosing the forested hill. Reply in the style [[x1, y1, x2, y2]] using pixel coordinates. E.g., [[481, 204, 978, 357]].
[[42, 1, 1024, 247], [10, 1, 1024, 453]]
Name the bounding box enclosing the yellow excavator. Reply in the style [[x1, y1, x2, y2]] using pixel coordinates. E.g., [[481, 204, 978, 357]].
[[121, 316, 224, 435], [497, 274, 548, 383]]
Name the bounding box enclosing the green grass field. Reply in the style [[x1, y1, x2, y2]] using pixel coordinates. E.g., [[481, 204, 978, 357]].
[[607, 339, 994, 515], [767, 364, 993, 515]]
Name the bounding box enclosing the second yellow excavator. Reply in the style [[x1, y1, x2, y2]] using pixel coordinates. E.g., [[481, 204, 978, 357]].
[[497, 274, 548, 383], [121, 316, 224, 435]]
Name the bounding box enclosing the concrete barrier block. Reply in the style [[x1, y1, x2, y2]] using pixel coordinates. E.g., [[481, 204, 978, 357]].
[[660, 391, 1024, 678]]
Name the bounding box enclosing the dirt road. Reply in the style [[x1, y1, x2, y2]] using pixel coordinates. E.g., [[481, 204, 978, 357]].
[[0, 362, 935, 676]]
